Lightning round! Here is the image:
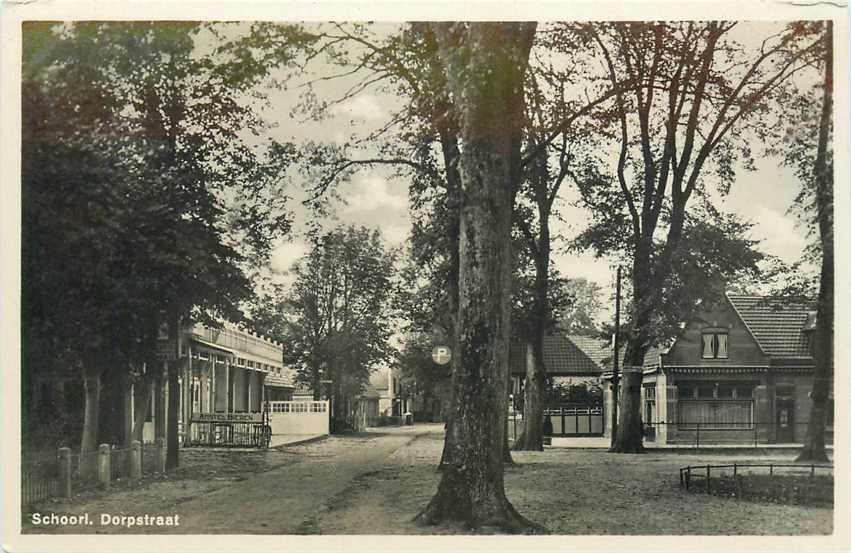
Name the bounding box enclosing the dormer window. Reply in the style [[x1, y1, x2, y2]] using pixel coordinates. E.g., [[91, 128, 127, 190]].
[[701, 330, 728, 359]]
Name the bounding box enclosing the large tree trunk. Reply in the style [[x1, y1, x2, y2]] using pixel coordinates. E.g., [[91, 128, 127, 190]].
[[416, 22, 541, 533], [79, 360, 103, 477], [798, 23, 833, 464], [515, 341, 545, 451], [611, 246, 654, 453], [515, 253, 549, 451]]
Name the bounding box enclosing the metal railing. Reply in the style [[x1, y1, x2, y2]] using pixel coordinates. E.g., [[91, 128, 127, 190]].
[[680, 463, 833, 493], [109, 446, 133, 481], [22, 440, 166, 508], [642, 421, 833, 448], [21, 452, 59, 507]]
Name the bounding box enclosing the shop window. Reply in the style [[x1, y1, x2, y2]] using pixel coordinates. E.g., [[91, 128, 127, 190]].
[[717, 385, 735, 399], [677, 381, 757, 429], [696, 384, 714, 399], [678, 400, 753, 429], [702, 331, 728, 359]]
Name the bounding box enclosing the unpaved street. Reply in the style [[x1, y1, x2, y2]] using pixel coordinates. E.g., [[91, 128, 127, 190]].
[[25, 425, 434, 534], [25, 424, 832, 535]]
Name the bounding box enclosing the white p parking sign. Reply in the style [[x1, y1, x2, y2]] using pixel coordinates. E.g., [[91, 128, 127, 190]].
[[431, 345, 451, 365]]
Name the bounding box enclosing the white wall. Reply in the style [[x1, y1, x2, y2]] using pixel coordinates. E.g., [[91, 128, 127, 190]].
[[267, 401, 330, 436]]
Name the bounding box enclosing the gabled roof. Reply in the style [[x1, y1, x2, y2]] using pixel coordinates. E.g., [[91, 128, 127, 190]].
[[510, 334, 608, 376], [726, 294, 814, 358]]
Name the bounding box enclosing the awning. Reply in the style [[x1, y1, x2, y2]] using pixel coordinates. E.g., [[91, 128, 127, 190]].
[[189, 337, 237, 358]]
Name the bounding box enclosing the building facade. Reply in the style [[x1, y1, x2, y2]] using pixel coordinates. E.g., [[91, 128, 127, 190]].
[[604, 293, 830, 445], [137, 322, 295, 445]]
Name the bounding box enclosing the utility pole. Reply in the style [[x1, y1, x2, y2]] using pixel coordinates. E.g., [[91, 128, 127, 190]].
[[610, 266, 621, 449]]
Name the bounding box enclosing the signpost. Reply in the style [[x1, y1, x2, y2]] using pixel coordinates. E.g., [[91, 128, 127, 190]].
[[611, 266, 622, 449]]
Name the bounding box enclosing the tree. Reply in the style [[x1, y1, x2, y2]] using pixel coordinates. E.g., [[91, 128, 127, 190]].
[[562, 22, 824, 452], [773, 23, 833, 463], [285, 226, 397, 431], [558, 278, 604, 335], [395, 331, 452, 422], [21, 22, 292, 465], [412, 22, 542, 533]]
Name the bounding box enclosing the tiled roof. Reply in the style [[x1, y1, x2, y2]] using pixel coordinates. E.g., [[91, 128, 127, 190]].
[[726, 294, 814, 358], [603, 345, 663, 372], [510, 334, 608, 376]]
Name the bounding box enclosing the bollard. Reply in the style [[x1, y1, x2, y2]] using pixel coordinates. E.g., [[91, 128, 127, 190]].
[[58, 447, 72, 499], [130, 441, 142, 480], [98, 444, 111, 490], [155, 438, 166, 473]]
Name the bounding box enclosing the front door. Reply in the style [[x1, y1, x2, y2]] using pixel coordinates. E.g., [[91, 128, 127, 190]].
[[775, 398, 795, 442]]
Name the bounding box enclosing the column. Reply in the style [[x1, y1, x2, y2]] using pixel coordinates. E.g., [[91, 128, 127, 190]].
[[210, 357, 216, 413], [247, 370, 252, 413], [664, 381, 677, 444], [225, 357, 231, 413]]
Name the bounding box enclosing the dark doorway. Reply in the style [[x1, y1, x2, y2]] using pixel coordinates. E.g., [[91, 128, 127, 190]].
[[775, 397, 795, 443]]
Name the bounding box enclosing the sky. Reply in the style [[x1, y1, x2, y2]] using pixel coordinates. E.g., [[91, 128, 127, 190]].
[[230, 22, 818, 321]]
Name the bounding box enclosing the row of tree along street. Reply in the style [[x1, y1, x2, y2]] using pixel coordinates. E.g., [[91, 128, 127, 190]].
[[22, 21, 833, 532]]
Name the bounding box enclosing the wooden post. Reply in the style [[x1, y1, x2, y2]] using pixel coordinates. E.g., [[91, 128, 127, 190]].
[[734, 463, 741, 499], [130, 441, 142, 480], [98, 444, 110, 490], [610, 266, 621, 448], [185, 346, 193, 445], [706, 465, 711, 493], [58, 447, 72, 498]]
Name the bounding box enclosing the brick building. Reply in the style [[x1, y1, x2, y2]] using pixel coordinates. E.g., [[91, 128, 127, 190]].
[[604, 293, 831, 445]]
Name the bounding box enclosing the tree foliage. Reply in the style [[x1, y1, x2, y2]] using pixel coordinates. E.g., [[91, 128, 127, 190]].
[[21, 22, 294, 453], [284, 226, 397, 426]]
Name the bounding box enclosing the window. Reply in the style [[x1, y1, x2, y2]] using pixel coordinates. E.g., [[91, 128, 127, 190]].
[[677, 381, 757, 429], [643, 384, 656, 426], [678, 400, 753, 429], [702, 331, 728, 359]]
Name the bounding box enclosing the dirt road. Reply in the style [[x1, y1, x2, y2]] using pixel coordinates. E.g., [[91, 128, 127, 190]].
[[25, 424, 436, 534], [24, 424, 832, 535]]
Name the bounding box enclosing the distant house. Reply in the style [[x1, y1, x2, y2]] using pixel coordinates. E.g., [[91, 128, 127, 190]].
[[366, 365, 410, 418], [603, 293, 831, 445], [509, 334, 610, 437], [509, 334, 610, 394]]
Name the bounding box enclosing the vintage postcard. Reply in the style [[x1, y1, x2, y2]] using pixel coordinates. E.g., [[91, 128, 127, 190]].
[[1, 1, 848, 552]]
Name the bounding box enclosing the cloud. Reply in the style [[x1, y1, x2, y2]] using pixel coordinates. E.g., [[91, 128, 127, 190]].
[[345, 174, 408, 213], [270, 240, 308, 275], [748, 205, 809, 264], [330, 94, 386, 122]]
